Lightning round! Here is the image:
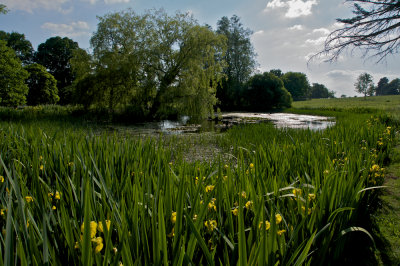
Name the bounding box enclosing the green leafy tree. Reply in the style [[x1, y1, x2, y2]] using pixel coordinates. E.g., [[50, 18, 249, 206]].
[[243, 72, 292, 110], [310, 83, 335, 98], [384, 78, 400, 95], [35, 36, 80, 104], [0, 40, 29, 106], [355, 72, 374, 98], [282, 72, 310, 101], [0, 31, 34, 64], [269, 69, 284, 78], [216, 15, 257, 110], [25, 63, 59, 105], [375, 77, 389, 96], [75, 9, 226, 119], [367, 83, 375, 96]]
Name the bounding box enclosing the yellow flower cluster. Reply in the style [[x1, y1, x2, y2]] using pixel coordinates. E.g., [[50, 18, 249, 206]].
[[368, 164, 385, 185], [384, 126, 391, 136], [277, 229, 286, 236], [167, 227, 175, 238], [205, 185, 215, 193], [292, 189, 301, 197], [308, 193, 316, 201], [245, 201, 253, 210], [168, 212, 177, 238], [76, 220, 111, 253], [301, 206, 313, 215], [25, 196, 34, 203], [171, 212, 177, 224], [231, 208, 238, 216], [258, 214, 285, 236], [208, 198, 217, 212], [204, 220, 217, 232], [48, 191, 61, 210], [258, 220, 271, 230]]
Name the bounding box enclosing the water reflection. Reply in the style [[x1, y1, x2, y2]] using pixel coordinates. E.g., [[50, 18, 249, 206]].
[[109, 113, 335, 135]]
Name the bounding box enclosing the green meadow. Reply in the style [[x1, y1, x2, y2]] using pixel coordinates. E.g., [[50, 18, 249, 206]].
[[292, 95, 400, 118], [0, 97, 399, 265]]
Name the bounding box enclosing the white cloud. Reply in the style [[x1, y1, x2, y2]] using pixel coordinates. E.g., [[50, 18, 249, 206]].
[[286, 0, 317, 18], [264, 0, 318, 18], [104, 0, 130, 3], [2, 0, 70, 13], [288, 25, 303, 31], [41, 21, 90, 38], [254, 30, 265, 35], [326, 70, 354, 80], [312, 28, 330, 35], [304, 27, 333, 47], [266, 0, 286, 9], [305, 36, 325, 46], [81, 0, 129, 4]]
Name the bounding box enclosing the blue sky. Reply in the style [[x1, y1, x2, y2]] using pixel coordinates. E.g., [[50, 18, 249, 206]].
[[1, 0, 399, 97]]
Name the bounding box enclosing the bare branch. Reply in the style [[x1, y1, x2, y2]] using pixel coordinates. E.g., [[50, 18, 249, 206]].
[[311, 0, 400, 63]]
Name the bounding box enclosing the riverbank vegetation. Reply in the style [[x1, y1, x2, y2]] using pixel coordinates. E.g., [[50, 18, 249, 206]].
[[1, 4, 400, 264], [0, 101, 398, 264], [0, 7, 336, 122]]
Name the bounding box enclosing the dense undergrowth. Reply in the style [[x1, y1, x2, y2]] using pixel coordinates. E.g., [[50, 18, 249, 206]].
[[0, 105, 398, 265]]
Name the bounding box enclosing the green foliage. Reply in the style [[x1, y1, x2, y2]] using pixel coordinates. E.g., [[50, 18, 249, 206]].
[[376, 77, 389, 96], [376, 77, 400, 96], [269, 69, 284, 78], [0, 4, 7, 14], [216, 15, 256, 111], [73, 9, 225, 120], [25, 63, 59, 105], [282, 72, 310, 101], [0, 109, 396, 264], [0, 40, 29, 107], [243, 72, 292, 110], [384, 79, 400, 95], [35, 37, 80, 104], [310, 83, 335, 99], [0, 31, 34, 64], [355, 72, 374, 98]]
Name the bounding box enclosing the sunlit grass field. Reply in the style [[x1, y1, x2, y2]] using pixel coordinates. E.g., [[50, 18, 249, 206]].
[[292, 95, 400, 119], [0, 105, 398, 264]]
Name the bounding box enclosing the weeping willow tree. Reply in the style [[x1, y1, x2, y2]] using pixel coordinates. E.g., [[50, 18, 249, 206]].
[[72, 9, 226, 120]]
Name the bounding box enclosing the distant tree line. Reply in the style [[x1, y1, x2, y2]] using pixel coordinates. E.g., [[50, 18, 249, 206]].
[[0, 6, 335, 121], [214, 16, 334, 112], [354, 73, 400, 98], [375, 77, 400, 96], [0, 30, 79, 106]]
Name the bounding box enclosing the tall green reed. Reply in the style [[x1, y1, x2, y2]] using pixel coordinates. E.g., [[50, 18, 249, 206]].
[[0, 111, 397, 265]]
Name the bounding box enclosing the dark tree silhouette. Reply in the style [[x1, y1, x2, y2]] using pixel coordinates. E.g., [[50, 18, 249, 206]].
[[315, 0, 400, 62]]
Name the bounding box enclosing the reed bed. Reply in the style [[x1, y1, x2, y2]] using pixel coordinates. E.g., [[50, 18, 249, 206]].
[[0, 111, 397, 265]]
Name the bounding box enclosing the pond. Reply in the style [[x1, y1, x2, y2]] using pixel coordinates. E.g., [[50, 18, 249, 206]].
[[105, 112, 335, 135]]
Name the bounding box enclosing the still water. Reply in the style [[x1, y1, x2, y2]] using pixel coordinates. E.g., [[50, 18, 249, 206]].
[[106, 112, 335, 135]]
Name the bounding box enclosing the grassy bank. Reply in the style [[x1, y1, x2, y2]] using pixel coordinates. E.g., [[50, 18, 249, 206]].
[[0, 105, 398, 264], [291, 95, 400, 120]]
